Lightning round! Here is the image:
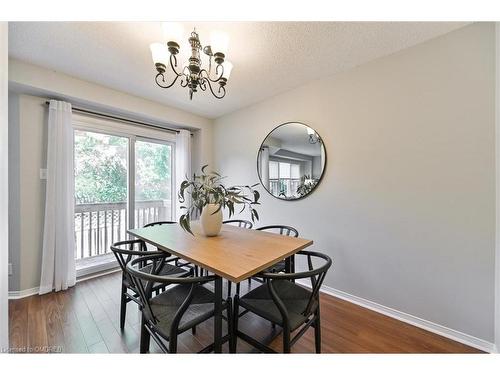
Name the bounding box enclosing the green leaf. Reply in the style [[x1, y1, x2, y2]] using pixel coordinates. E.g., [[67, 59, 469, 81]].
[[210, 170, 222, 177], [251, 208, 259, 221], [179, 214, 194, 236], [253, 190, 260, 203], [226, 200, 234, 217], [212, 204, 223, 215]]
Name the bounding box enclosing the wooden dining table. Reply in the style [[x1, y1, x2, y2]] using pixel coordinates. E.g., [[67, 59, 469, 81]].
[[127, 222, 313, 353]]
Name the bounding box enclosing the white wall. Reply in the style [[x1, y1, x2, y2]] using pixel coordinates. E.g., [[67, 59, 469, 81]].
[[214, 23, 496, 343], [0, 22, 9, 351], [7, 93, 19, 292], [8, 94, 47, 291], [495, 22, 500, 353], [8, 62, 215, 292]]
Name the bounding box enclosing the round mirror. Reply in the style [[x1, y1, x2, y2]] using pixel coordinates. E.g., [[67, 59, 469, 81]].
[[257, 122, 326, 200]]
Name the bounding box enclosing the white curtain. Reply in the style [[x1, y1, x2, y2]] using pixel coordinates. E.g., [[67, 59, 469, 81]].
[[175, 129, 192, 220], [39, 100, 76, 294]]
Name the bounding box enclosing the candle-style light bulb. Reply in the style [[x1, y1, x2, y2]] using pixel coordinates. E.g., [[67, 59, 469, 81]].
[[150, 43, 168, 65], [222, 60, 233, 79]]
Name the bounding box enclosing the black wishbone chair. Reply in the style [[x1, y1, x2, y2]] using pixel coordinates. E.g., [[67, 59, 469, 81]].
[[230, 225, 300, 298], [143, 221, 196, 272], [126, 253, 234, 353], [249, 225, 299, 286], [232, 250, 332, 353], [110, 239, 190, 330], [256, 225, 299, 273], [143, 220, 178, 227], [223, 219, 253, 229]]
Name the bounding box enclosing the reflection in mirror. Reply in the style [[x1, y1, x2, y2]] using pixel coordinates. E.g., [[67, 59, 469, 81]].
[[257, 122, 326, 200]]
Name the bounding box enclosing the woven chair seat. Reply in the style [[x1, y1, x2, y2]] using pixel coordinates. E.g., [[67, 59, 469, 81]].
[[239, 280, 315, 331], [123, 262, 187, 290], [150, 284, 227, 339]]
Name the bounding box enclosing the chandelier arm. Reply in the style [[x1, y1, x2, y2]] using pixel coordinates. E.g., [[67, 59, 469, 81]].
[[156, 54, 191, 89], [204, 78, 226, 99], [155, 72, 181, 89], [199, 63, 224, 83], [169, 54, 184, 77], [198, 78, 207, 91], [180, 77, 189, 87]]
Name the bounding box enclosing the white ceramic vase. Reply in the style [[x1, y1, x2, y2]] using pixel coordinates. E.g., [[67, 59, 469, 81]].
[[200, 203, 223, 237]]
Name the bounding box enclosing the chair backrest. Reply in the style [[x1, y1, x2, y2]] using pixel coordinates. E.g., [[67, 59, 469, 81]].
[[126, 253, 215, 338], [143, 221, 177, 227], [257, 250, 332, 323], [110, 239, 161, 288], [223, 219, 253, 229], [256, 225, 299, 237], [143, 221, 177, 256]]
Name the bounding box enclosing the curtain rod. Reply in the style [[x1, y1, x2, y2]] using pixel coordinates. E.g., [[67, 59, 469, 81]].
[[45, 101, 193, 135]]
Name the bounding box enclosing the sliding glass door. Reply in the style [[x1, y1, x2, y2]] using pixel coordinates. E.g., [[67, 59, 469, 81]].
[[134, 139, 173, 227], [268, 160, 301, 198], [73, 117, 175, 273], [74, 130, 129, 261]]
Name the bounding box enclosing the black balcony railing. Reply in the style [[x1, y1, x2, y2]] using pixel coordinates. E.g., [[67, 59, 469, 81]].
[[74, 200, 172, 260]]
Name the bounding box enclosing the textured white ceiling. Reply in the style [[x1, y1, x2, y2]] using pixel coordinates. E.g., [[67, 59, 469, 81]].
[[8, 21, 468, 119]]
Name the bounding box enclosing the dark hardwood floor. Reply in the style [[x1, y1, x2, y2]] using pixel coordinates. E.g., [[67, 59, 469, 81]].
[[8, 271, 481, 353]]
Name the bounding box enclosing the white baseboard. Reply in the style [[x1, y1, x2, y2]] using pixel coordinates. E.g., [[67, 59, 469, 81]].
[[8, 267, 121, 300], [76, 267, 120, 283], [300, 281, 497, 353], [8, 287, 39, 299]]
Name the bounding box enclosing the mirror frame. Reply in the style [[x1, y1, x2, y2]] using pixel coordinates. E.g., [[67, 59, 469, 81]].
[[256, 121, 327, 201]]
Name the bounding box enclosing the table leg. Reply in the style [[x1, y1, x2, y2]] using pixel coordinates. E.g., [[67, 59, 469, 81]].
[[214, 276, 222, 353], [285, 255, 295, 282], [285, 255, 296, 272]]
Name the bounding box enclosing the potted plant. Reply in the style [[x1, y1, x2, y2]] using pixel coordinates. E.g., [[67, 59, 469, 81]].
[[296, 175, 319, 197], [178, 165, 261, 236]]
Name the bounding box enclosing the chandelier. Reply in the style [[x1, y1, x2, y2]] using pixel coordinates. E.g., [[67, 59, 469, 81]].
[[307, 127, 321, 144], [150, 23, 233, 100]]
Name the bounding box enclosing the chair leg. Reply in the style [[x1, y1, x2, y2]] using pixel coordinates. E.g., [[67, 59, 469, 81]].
[[227, 281, 232, 299], [247, 278, 252, 290], [139, 314, 150, 353], [169, 335, 178, 353], [231, 295, 239, 353], [314, 308, 322, 354], [191, 325, 197, 335], [283, 327, 291, 353], [120, 283, 127, 330]]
